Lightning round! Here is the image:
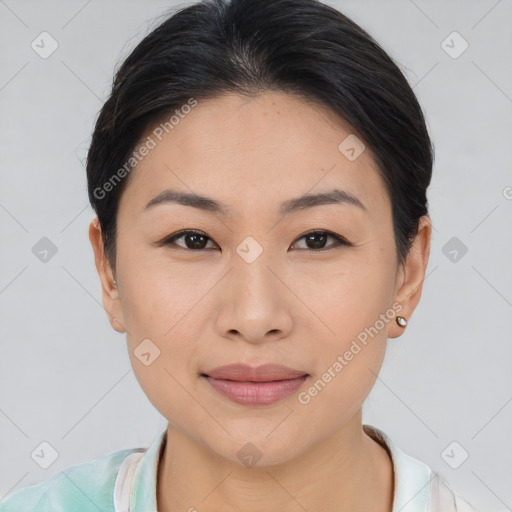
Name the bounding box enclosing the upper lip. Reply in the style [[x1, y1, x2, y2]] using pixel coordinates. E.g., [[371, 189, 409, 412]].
[[203, 363, 308, 382]]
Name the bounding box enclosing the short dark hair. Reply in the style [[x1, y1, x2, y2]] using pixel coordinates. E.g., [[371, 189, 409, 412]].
[[87, 0, 434, 270]]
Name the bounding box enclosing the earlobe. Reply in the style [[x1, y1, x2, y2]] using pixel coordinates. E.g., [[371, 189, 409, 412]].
[[110, 316, 127, 334], [88, 217, 126, 334]]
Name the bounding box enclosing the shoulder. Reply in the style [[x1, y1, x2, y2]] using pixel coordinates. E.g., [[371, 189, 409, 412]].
[[0, 447, 143, 512]]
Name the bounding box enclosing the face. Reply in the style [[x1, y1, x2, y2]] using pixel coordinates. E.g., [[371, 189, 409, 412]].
[[90, 91, 431, 466]]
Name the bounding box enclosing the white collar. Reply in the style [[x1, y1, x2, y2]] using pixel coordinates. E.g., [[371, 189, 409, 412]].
[[363, 424, 431, 511]]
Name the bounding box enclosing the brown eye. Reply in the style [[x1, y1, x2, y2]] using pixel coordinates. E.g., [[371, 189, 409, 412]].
[[162, 230, 218, 250], [291, 230, 350, 251]]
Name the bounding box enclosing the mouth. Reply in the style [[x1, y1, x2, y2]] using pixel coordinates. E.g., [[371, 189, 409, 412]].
[[200, 363, 309, 406]]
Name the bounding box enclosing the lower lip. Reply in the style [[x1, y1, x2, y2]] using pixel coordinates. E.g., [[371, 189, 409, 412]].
[[202, 375, 308, 405]]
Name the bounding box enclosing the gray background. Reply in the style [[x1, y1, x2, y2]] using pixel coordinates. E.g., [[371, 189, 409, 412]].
[[0, 1, 511, 511]]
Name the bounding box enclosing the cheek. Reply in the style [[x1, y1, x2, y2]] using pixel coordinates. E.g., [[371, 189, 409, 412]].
[[296, 246, 396, 406], [128, 350, 202, 435], [294, 242, 397, 341], [115, 237, 203, 335], [120, 268, 205, 422]]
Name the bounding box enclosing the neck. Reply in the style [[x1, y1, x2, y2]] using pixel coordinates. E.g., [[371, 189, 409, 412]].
[[157, 410, 394, 512]]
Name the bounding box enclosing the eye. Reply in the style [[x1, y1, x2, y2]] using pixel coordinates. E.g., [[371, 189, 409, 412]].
[[161, 230, 218, 250], [291, 230, 351, 251]]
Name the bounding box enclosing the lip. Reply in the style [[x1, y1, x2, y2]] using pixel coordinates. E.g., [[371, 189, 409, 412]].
[[201, 364, 309, 406], [203, 363, 307, 381]]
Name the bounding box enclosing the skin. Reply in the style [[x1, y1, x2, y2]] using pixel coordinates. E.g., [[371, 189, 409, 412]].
[[89, 91, 431, 512]]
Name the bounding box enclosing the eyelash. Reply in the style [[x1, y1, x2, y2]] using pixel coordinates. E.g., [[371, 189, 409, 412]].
[[160, 229, 352, 252]]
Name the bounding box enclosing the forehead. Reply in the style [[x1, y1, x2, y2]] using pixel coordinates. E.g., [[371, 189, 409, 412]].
[[120, 91, 389, 220]]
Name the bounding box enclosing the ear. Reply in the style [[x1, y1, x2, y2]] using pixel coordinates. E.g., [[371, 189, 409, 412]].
[[388, 215, 432, 339], [88, 217, 126, 333]]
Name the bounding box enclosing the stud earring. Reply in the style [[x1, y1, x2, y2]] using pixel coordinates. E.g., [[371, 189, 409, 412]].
[[113, 279, 117, 287], [396, 316, 407, 327]]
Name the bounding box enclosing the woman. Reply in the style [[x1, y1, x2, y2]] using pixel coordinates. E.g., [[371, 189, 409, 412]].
[[0, 0, 479, 510]]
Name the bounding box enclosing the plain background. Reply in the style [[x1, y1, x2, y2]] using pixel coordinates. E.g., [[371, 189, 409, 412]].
[[0, 1, 511, 511]]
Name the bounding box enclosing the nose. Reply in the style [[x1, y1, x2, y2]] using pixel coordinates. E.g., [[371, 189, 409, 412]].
[[214, 247, 294, 345]]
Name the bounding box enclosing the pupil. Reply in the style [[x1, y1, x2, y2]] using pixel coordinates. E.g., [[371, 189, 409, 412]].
[[307, 233, 326, 249], [187, 233, 207, 249]]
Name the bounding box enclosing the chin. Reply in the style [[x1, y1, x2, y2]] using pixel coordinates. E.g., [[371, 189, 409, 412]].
[[202, 426, 307, 469]]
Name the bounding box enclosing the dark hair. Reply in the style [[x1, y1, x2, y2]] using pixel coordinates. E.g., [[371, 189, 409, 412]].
[[86, 0, 433, 271]]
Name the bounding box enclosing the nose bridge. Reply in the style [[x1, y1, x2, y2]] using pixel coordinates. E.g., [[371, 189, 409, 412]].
[[232, 234, 281, 307], [216, 233, 293, 342]]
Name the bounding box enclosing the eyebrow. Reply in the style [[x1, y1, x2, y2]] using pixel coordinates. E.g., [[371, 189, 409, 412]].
[[143, 187, 366, 216]]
